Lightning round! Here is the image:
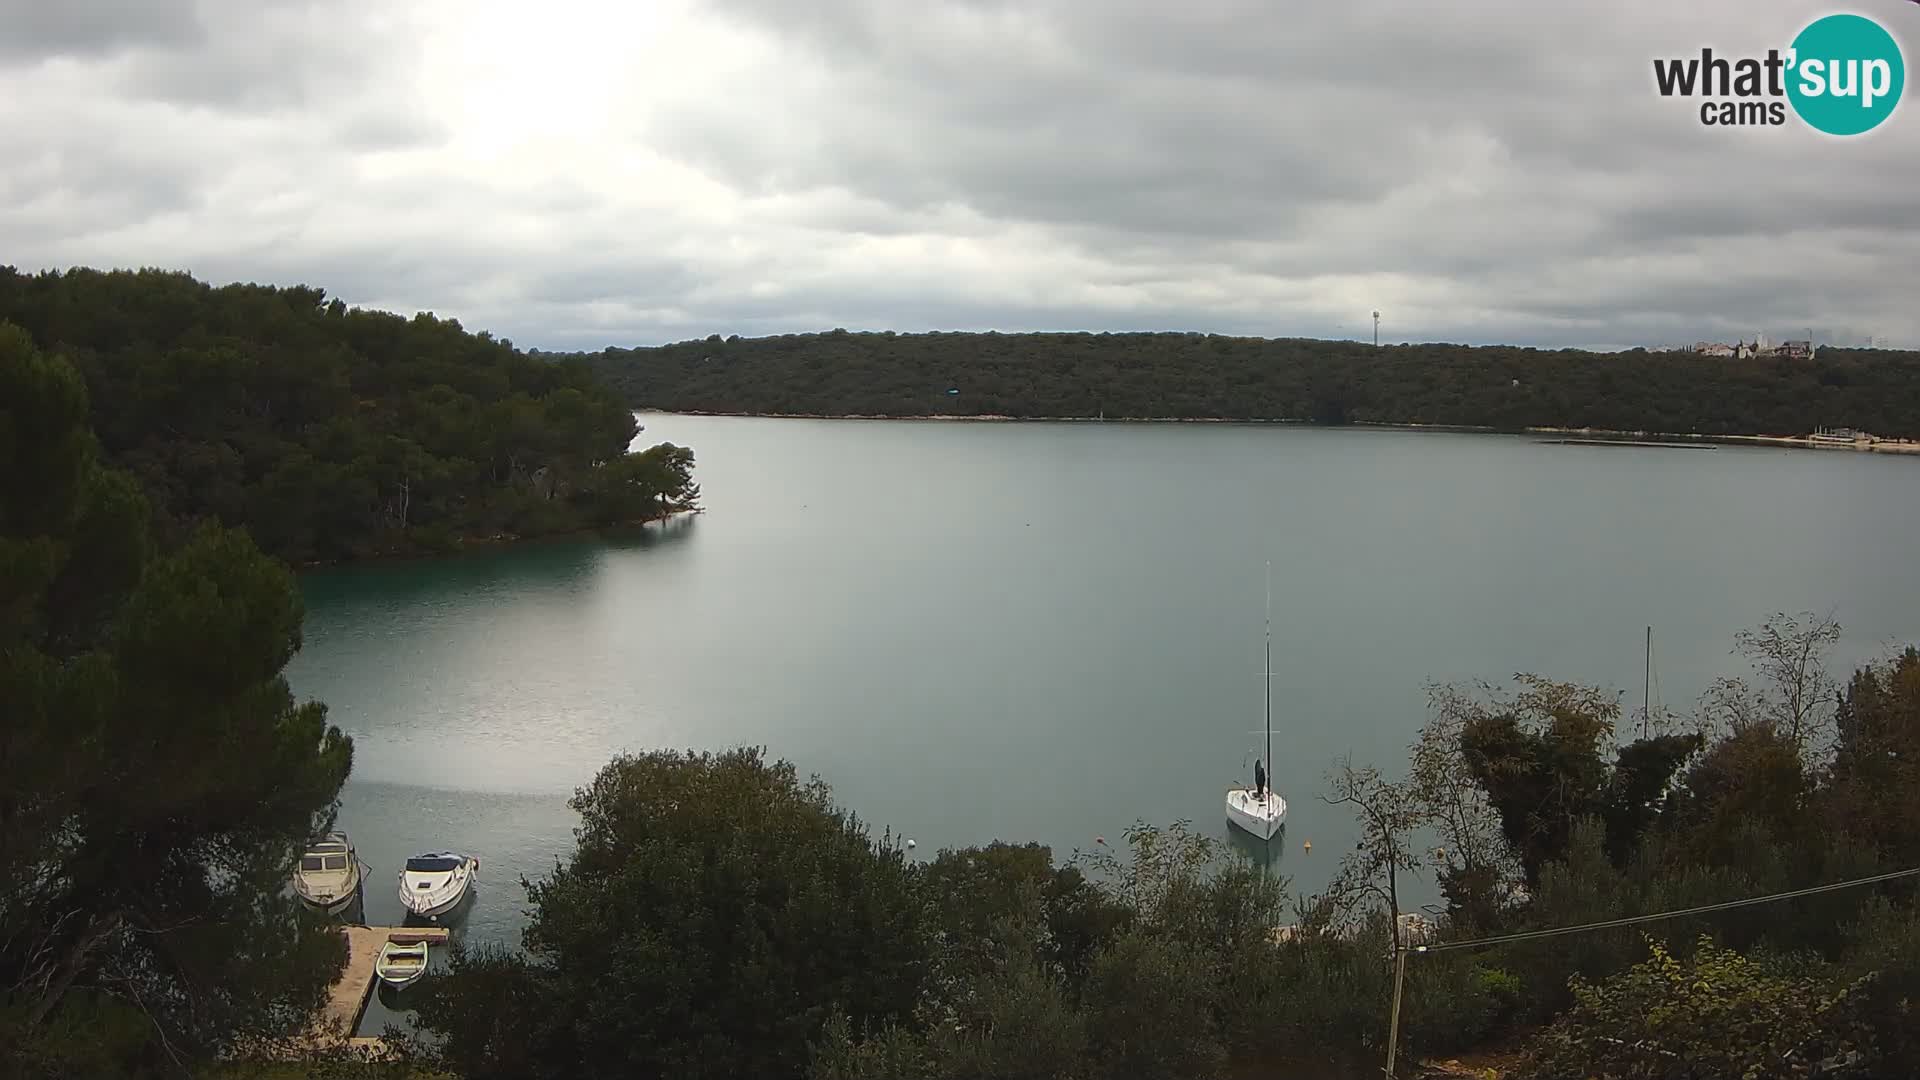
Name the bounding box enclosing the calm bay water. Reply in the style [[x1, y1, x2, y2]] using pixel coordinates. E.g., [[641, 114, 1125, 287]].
[[283, 416, 1920, 1034]]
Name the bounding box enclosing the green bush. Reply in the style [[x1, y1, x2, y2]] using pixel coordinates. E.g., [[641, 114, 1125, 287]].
[[1250, 921, 1393, 1069], [1400, 956, 1524, 1058], [1526, 936, 1873, 1080], [1838, 898, 1920, 1076], [1082, 931, 1223, 1080], [809, 1016, 933, 1080], [416, 749, 929, 1080]]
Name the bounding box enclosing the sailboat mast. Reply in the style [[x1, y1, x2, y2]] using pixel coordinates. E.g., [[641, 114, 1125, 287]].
[[1264, 562, 1272, 783]]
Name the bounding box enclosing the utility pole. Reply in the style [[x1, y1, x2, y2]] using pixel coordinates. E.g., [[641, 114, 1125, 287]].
[[1385, 946, 1408, 1078], [1373, 310, 1380, 348]]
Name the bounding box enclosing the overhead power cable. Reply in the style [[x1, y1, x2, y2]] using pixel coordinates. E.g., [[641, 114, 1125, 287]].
[[1414, 866, 1920, 954]]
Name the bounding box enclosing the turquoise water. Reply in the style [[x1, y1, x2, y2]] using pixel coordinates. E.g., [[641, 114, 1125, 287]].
[[283, 416, 1920, 1034]]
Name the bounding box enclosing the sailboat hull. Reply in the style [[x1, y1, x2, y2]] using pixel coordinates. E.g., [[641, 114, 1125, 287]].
[[1226, 788, 1286, 840]]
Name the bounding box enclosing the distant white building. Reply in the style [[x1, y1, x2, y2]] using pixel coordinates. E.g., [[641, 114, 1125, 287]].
[[1680, 337, 1819, 359]]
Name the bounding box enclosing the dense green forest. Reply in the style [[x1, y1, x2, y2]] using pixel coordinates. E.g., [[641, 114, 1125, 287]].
[[2, 327, 358, 1076], [0, 267, 698, 566], [574, 330, 1920, 439]]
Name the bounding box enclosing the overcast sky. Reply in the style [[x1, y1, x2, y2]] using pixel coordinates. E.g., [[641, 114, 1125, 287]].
[[2, 0, 1916, 351]]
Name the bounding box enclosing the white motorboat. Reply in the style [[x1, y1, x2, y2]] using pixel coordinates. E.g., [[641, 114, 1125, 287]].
[[1226, 564, 1288, 841], [397, 852, 478, 919], [375, 934, 432, 989], [292, 832, 362, 913]]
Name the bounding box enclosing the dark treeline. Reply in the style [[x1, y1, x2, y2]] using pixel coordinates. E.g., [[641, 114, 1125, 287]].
[[2, 326, 359, 1077], [573, 330, 1920, 438], [0, 267, 697, 565]]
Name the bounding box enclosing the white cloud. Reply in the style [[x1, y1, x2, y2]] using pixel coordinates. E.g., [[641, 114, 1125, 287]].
[[0, 0, 1915, 350]]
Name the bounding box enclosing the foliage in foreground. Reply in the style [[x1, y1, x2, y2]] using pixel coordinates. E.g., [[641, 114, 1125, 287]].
[[0, 267, 696, 565], [1527, 937, 1874, 1080], [196, 1055, 456, 1080], [410, 746, 1513, 1080], [0, 327, 355, 1077], [402, 611, 1920, 1080], [412, 749, 928, 1080]]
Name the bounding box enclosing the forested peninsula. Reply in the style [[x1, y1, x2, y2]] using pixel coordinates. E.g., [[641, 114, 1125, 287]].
[[574, 330, 1920, 440], [0, 267, 697, 566]]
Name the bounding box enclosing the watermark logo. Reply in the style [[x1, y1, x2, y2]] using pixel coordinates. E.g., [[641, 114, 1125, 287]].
[[1653, 12, 1905, 134], [1788, 14, 1904, 133]]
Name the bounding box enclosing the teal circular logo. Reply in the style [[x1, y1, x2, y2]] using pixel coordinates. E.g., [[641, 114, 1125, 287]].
[[1787, 14, 1904, 135]]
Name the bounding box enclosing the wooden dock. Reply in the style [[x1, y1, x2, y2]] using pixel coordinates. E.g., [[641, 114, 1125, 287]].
[[222, 924, 451, 1062], [314, 925, 449, 1042]]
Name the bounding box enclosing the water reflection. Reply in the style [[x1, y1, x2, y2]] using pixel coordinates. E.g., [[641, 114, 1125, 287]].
[[337, 887, 367, 927], [1223, 822, 1290, 878], [600, 513, 698, 553], [299, 517, 697, 616], [374, 980, 420, 1014]]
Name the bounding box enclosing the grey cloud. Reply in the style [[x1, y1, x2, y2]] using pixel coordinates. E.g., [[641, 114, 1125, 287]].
[[0, 102, 213, 244], [330, 109, 448, 152], [110, 1, 424, 113], [659, 1, 1699, 243], [0, 0, 408, 120], [522, 261, 710, 307], [0, 0, 204, 63], [3, 0, 1917, 352], [653, 0, 1920, 346]]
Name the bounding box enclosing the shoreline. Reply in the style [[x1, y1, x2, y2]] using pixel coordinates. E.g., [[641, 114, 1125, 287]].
[[649, 411, 1920, 455], [291, 508, 700, 572]]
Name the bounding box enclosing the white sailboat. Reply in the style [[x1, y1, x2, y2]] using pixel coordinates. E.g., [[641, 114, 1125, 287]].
[[1226, 564, 1287, 840]]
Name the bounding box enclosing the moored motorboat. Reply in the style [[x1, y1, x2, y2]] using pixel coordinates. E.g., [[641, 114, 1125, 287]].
[[292, 832, 363, 913], [397, 852, 478, 919], [375, 934, 431, 988]]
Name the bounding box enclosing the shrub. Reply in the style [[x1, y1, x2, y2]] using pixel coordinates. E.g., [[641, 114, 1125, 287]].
[[1526, 936, 1873, 1080], [416, 749, 929, 1080], [1082, 931, 1223, 1080]]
